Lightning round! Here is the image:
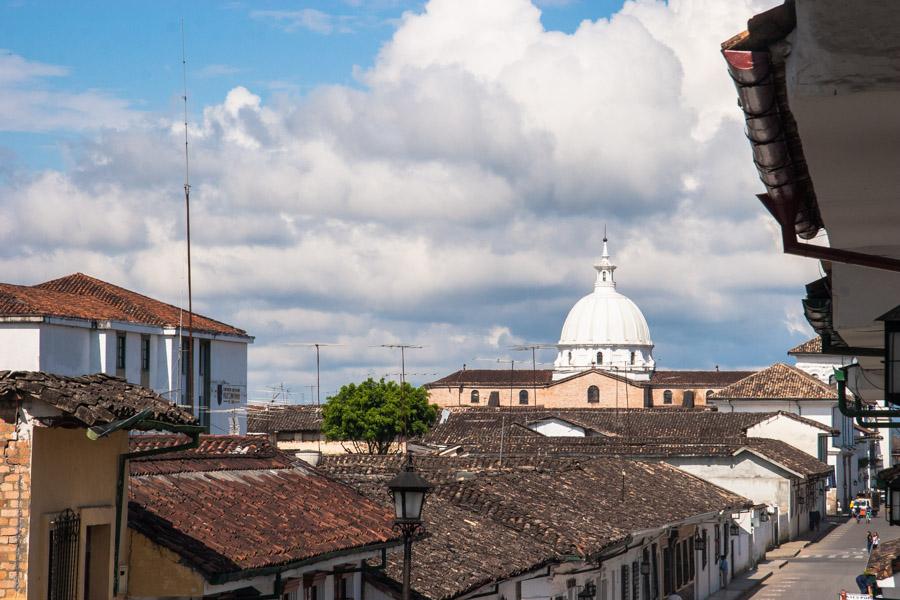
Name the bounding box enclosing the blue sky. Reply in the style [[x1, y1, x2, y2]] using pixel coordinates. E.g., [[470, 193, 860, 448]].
[[0, 0, 815, 408]]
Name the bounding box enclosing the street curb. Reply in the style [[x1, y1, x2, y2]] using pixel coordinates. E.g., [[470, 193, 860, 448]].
[[734, 570, 773, 600]]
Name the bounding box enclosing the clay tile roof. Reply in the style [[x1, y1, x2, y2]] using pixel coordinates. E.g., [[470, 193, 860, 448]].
[[422, 407, 815, 447], [246, 404, 322, 434], [129, 436, 399, 581], [788, 337, 822, 355], [426, 369, 554, 388], [0, 273, 248, 337], [0, 370, 196, 428], [868, 538, 900, 580], [710, 363, 838, 400], [649, 370, 756, 387], [320, 455, 751, 600], [129, 434, 296, 476]]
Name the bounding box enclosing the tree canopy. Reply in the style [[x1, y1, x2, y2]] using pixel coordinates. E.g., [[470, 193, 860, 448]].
[[322, 378, 438, 454]]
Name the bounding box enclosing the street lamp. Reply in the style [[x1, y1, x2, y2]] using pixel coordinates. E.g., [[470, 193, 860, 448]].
[[387, 456, 432, 600], [693, 531, 706, 552]]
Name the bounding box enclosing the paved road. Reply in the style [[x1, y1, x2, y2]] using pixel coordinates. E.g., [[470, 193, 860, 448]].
[[745, 517, 900, 600]]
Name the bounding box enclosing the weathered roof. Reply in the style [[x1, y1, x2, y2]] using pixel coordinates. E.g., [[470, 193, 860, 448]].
[[128, 435, 399, 582], [649, 370, 755, 387], [710, 363, 838, 400], [130, 434, 296, 476], [788, 337, 822, 355], [0, 371, 196, 428], [425, 369, 754, 389], [0, 272, 248, 337], [868, 537, 900, 580], [321, 455, 751, 600], [246, 404, 322, 434], [426, 369, 554, 388], [423, 407, 834, 448]]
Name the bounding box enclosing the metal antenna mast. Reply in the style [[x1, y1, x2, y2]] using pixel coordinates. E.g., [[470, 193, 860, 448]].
[[509, 344, 555, 406], [181, 19, 195, 421], [380, 344, 423, 449]]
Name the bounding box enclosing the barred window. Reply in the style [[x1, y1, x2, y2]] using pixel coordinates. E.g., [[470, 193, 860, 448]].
[[631, 560, 639, 600], [621, 564, 630, 600], [48, 509, 80, 600]]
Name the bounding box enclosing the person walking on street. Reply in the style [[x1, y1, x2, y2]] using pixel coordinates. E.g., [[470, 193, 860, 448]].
[[873, 532, 881, 550], [719, 556, 729, 589], [867, 531, 873, 553], [866, 508, 872, 524]]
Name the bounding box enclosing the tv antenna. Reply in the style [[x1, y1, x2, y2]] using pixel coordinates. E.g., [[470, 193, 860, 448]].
[[180, 18, 195, 421], [378, 344, 423, 449], [283, 342, 342, 408], [509, 343, 556, 406]]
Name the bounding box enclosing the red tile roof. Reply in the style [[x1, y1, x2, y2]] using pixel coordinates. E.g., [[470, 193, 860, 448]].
[[649, 370, 755, 387], [788, 337, 822, 355], [246, 404, 322, 434], [129, 434, 399, 581], [130, 434, 296, 475], [426, 369, 755, 389], [0, 272, 248, 337], [0, 371, 196, 428], [710, 363, 838, 400]]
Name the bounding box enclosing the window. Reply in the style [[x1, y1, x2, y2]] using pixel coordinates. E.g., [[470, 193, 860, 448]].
[[568, 351, 573, 364], [587, 385, 600, 404], [488, 391, 500, 406], [701, 529, 708, 569], [714, 525, 721, 561], [602, 272, 607, 281], [519, 389, 529, 405], [596, 351, 603, 365], [116, 334, 126, 370], [706, 389, 714, 398], [48, 509, 80, 600], [471, 390, 480, 403], [334, 574, 351, 600], [651, 543, 659, 599], [641, 549, 651, 599], [599, 578, 608, 600], [199, 340, 209, 377], [515, 581, 522, 600], [723, 522, 729, 558], [621, 565, 630, 600], [630, 351, 636, 365], [663, 546, 673, 595], [631, 561, 639, 600], [140, 336, 150, 371], [181, 337, 191, 376], [663, 390, 673, 404], [817, 433, 828, 461], [683, 390, 695, 408], [675, 541, 682, 588]]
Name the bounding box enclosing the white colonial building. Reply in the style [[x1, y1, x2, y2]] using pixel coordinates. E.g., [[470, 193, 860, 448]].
[[553, 237, 655, 381], [0, 273, 252, 434]]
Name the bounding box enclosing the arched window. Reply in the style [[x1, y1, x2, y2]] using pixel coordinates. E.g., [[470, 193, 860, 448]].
[[663, 390, 673, 404], [630, 351, 636, 365], [587, 385, 600, 404], [596, 351, 603, 365], [519, 389, 529, 405], [470, 390, 479, 404], [706, 390, 714, 399], [567, 351, 573, 364], [602, 272, 607, 281]]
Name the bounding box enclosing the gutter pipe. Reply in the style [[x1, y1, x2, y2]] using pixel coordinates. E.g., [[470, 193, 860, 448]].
[[87, 413, 205, 596], [723, 49, 900, 274], [835, 365, 900, 428]]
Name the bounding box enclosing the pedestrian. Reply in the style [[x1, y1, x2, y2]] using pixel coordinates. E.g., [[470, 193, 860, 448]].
[[854, 505, 861, 523], [867, 531, 873, 553], [719, 555, 729, 588], [856, 570, 877, 595], [873, 532, 881, 550], [866, 508, 872, 524]]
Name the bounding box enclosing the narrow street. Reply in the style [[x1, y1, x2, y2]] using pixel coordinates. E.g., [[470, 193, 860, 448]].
[[746, 518, 900, 600]]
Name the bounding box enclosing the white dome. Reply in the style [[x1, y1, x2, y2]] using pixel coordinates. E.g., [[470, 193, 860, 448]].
[[559, 287, 652, 346]]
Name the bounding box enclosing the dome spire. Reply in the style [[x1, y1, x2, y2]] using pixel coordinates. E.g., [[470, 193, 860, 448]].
[[594, 229, 616, 289]]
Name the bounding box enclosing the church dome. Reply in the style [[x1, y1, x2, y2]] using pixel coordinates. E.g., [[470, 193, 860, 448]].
[[559, 287, 652, 346], [553, 237, 654, 381]]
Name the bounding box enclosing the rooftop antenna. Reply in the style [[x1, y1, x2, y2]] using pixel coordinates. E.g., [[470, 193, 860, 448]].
[[379, 344, 423, 451], [284, 342, 343, 454], [509, 343, 555, 407], [181, 18, 196, 423]]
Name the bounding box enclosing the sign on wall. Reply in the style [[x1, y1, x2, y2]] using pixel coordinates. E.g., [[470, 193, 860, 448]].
[[216, 384, 243, 404]]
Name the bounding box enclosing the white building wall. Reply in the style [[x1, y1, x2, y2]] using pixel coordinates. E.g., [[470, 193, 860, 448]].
[[209, 339, 248, 435], [0, 325, 41, 372], [37, 323, 91, 375], [745, 415, 824, 457]]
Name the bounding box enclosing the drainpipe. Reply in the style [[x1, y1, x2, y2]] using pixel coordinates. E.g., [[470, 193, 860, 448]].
[[835, 366, 900, 427], [87, 411, 205, 596]]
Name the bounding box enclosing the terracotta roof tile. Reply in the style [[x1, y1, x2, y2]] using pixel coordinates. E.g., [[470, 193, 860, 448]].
[[427, 369, 554, 387], [128, 435, 399, 581], [788, 337, 822, 355], [710, 363, 837, 400], [0, 273, 248, 337], [321, 455, 751, 600], [246, 404, 322, 434], [649, 370, 755, 387], [130, 434, 296, 475], [0, 370, 196, 428]]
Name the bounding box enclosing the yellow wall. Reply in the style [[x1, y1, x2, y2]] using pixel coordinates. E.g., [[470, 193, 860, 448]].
[[126, 531, 204, 597], [428, 371, 729, 410], [27, 427, 127, 599]]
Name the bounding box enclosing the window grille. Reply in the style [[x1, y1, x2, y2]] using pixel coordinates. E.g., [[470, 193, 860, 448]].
[[48, 509, 80, 600], [631, 560, 639, 600], [116, 335, 126, 370], [621, 565, 629, 600]]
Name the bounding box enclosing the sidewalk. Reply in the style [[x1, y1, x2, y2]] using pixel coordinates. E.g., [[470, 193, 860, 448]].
[[707, 520, 840, 600]]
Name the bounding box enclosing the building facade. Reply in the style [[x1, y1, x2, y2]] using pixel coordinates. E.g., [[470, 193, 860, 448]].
[[0, 273, 252, 434]]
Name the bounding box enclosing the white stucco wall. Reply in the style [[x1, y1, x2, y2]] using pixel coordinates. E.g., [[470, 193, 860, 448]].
[[745, 414, 825, 458], [0, 325, 41, 371], [37, 323, 91, 375], [209, 339, 248, 435]]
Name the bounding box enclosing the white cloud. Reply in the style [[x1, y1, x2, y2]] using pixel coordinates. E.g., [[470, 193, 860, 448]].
[[250, 9, 374, 34], [0, 0, 817, 396]]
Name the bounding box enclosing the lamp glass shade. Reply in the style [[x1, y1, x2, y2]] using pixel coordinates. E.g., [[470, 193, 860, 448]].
[[387, 460, 432, 523], [729, 522, 740, 536]]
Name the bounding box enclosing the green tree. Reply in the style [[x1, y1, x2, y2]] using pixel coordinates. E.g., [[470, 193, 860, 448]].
[[322, 378, 438, 454]]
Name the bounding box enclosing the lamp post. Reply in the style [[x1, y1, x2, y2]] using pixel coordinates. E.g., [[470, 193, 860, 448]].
[[387, 455, 432, 600]]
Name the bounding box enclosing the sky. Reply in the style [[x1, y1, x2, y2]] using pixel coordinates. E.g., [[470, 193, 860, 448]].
[[0, 0, 820, 408]]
